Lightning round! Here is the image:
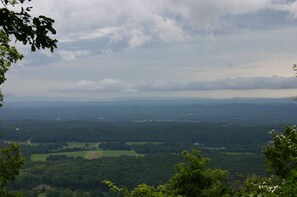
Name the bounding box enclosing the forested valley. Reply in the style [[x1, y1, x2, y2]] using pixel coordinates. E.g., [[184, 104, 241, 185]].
[[0, 100, 296, 196], [2, 0, 297, 196]]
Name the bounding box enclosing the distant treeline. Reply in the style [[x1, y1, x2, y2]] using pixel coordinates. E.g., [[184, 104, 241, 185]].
[[0, 102, 297, 124], [0, 120, 276, 149]]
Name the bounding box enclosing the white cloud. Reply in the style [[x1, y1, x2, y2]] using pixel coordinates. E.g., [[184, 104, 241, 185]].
[[58, 50, 91, 61], [99, 48, 114, 57], [60, 79, 138, 92], [128, 29, 152, 48], [21, 0, 285, 48], [58, 76, 297, 94], [270, 1, 297, 18], [5, 1, 297, 100], [135, 76, 297, 91], [184, 76, 297, 90], [152, 17, 186, 43]]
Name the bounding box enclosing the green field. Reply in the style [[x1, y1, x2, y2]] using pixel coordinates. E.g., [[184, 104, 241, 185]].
[[31, 151, 90, 161], [6, 141, 101, 148], [11, 141, 144, 161], [4, 140, 40, 146], [8, 141, 161, 148], [222, 152, 253, 155], [66, 142, 100, 149], [31, 150, 140, 161], [126, 141, 163, 145], [38, 193, 46, 197], [199, 146, 226, 150], [103, 150, 142, 157]]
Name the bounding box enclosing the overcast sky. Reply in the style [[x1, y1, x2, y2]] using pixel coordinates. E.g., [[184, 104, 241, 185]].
[[2, 0, 297, 100]]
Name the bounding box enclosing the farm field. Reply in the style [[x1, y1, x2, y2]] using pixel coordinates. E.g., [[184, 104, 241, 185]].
[[30, 150, 141, 161], [126, 141, 163, 145], [222, 152, 253, 155], [38, 193, 46, 197], [6, 141, 101, 148], [66, 142, 100, 149]]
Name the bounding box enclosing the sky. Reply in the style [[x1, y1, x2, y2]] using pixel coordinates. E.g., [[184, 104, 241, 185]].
[[2, 0, 297, 101]]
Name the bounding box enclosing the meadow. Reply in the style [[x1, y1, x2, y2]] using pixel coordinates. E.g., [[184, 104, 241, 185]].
[[30, 142, 144, 161]]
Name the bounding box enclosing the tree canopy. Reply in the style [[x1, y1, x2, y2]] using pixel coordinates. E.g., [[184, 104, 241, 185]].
[[263, 126, 297, 178], [0, 143, 24, 197], [105, 126, 297, 196], [0, 0, 57, 86], [0, 1, 57, 196], [104, 149, 230, 197], [0, 0, 57, 52]]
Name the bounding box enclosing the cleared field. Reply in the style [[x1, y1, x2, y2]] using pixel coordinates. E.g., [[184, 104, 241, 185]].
[[102, 150, 136, 157], [66, 142, 100, 149], [31, 154, 50, 161], [29, 142, 40, 146], [199, 146, 226, 150], [85, 151, 102, 159], [31, 151, 90, 161], [4, 140, 40, 146], [126, 141, 163, 145], [31, 150, 139, 161], [222, 152, 253, 155]]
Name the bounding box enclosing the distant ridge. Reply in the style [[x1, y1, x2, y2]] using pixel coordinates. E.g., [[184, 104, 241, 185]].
[[1, 96, 296, 124], [2, 96, 295, 108]]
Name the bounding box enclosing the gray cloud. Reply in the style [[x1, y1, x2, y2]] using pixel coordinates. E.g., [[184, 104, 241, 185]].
[[14, 0, 297, 66], [270, 0, 297, 18], [58, 76, 297, 93], [59, 79, 137, 93], [178, 76, 297, 91], [5, 1, 297, 100], [58, 50, 92, 61], [21, 0, 297, 49]]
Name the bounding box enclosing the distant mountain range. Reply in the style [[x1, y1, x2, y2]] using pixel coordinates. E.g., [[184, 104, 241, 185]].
[[2, 96, 296, 107]]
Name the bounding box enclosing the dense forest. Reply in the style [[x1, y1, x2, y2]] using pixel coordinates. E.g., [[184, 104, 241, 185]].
[[0, 108, 285, 196], [0, 99, 295, 196]]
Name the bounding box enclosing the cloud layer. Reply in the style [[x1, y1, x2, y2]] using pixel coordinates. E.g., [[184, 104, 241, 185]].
[[59, 76, 297, 93], [23, 0, 297, 49], [3, 1, 297, 100]]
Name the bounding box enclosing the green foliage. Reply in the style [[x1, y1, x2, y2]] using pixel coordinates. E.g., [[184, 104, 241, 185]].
[[263, 126, 297, 178], [0, 0, 57, 103], [165, 150, 229, 197], [103, 180, 165, 197], [239, 174, 282, 196], [239, 169, 297, 196], [280, 170, 297, 196], [105, 149, 230, 197], [46, 188, 92, 197], [0, 30, 23, 106], [11, 154, 180, 192], [103, 180, 130, 196], [131, 184, 165, 197], [0, 0, 57, 196], [0, 0, 57, 52], [0, 30, 23, 85], [0, 143, 24, 197], [239, 126, 297, 196], [102, 126, 297, 196]]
